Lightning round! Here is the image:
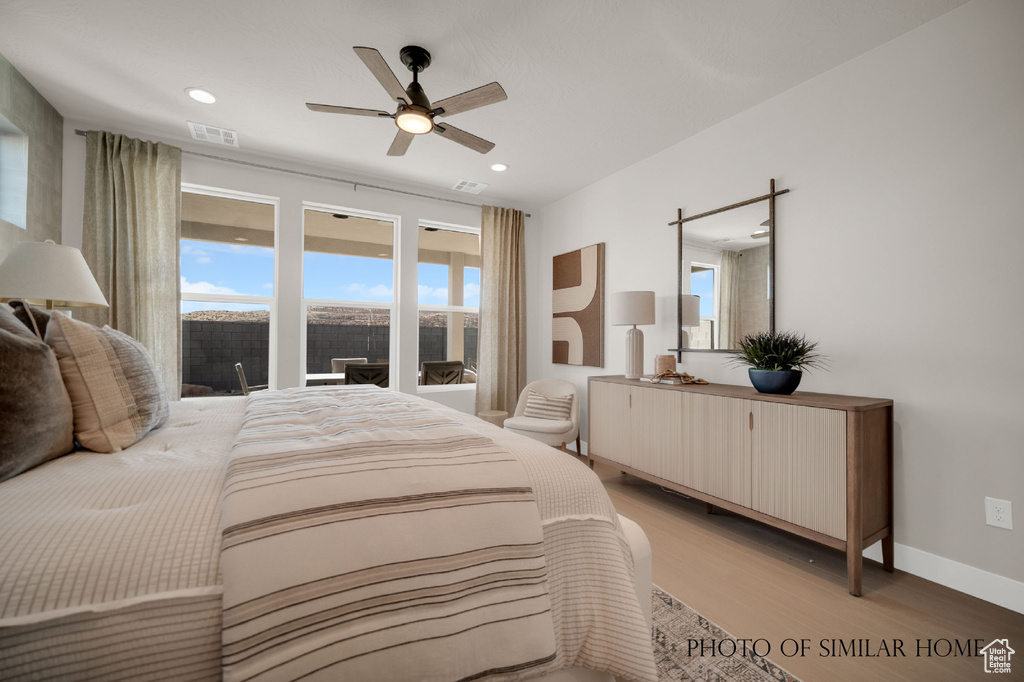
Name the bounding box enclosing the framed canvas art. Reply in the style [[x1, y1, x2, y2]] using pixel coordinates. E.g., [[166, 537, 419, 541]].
[[552, 242, 604, 366]]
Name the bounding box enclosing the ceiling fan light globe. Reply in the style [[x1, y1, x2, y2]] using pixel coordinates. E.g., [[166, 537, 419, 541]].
[[396, 109, 433, 134]]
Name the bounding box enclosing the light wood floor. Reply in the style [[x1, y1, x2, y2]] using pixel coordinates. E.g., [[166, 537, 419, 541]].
[[583, 459, 1023, 682]]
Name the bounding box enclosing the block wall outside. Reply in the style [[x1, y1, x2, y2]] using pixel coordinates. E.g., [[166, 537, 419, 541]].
[[182, 321, 477, 393]]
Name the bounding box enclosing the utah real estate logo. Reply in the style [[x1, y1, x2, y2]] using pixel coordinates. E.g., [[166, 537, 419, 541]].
[[980, 639, 1014, 674]]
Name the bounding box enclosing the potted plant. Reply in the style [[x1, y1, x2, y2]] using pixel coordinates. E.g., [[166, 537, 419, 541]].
[[729, 330, 825, 395]]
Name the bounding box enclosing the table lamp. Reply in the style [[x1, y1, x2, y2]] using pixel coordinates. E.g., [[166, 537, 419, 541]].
[[680, 294, 700, 349], [611, 291, 655, 380], [0, 240, 108, 337]]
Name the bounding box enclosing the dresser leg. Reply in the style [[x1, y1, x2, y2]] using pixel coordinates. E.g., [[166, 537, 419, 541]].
[[882, 534, 895, 573], [847, 411, 864, 596], [847, 543, 863, 597], [706, 502, 714, 514]]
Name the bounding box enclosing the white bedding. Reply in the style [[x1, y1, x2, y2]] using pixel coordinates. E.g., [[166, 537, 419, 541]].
[[0, 396, 235, 680], [0, 388, 655, 681]]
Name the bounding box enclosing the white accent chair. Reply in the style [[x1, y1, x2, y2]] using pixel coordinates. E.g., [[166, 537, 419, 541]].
[[503, 379, 581, 454]]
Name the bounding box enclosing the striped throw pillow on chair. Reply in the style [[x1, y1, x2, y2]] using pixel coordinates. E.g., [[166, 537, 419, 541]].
[[522, 391, 573, 420]]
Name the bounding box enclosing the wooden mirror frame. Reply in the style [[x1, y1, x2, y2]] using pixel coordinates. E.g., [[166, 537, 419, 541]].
[[668, 179, 790, 360]]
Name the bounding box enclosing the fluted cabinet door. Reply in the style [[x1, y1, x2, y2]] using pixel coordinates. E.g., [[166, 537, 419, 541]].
[[589, 380, 634, 467], [676, 394, 752, 506], [750, 402, 848, 540], [631, 387, 684, 481]]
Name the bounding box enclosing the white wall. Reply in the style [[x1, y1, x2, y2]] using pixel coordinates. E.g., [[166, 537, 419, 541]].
[[529, 0, 1024, 605], [61, 126, 484, 412]]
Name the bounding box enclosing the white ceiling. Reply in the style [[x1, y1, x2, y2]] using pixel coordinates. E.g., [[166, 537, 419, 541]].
[[0, 0, 969, 209]]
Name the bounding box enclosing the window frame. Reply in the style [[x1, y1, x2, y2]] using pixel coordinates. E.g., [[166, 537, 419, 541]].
[[416, 220, 480, 394], [300, 201, 401, 386], [179, 182, 281, 390]]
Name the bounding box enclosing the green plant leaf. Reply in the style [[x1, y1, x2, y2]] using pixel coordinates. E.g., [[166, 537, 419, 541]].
[[728, 330, 826, 372]]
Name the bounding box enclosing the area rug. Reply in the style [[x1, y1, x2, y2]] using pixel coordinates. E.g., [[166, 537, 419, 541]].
[[652, 586, 802, 681]]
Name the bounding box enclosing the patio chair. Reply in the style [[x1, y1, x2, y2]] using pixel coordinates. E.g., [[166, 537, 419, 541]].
[[235, 363, 269, 395], [343, 362, 390, 388], [331, 357, 368, 373], [420, 360, 465, 385]]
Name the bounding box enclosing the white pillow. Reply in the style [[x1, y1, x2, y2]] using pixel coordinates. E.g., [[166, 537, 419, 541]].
[[522, 390, 573, 420]]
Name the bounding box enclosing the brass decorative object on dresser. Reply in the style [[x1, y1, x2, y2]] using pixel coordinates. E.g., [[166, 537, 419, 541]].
[[588, 375, 893, 596]]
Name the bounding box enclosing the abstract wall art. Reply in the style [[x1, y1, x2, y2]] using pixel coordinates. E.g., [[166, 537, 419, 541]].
[[552, 242, 604, 366]]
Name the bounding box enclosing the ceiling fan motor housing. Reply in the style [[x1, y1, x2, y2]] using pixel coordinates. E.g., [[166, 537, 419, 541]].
[[403, 80, 432, 110]]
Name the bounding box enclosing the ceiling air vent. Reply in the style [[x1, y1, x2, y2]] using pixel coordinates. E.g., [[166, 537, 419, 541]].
[[451, 179, 487, 194], [187, 121, 239, 147]]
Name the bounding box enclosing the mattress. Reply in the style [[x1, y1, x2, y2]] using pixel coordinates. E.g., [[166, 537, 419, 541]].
[[0, 389, 655, 681], [0, 396, 237, 680]]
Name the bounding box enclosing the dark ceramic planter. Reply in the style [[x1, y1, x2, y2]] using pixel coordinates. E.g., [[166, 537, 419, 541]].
[[748, 369, 802, 395]]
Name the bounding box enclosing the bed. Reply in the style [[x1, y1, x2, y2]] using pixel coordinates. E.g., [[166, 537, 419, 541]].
[[0, 377, 656, 681]]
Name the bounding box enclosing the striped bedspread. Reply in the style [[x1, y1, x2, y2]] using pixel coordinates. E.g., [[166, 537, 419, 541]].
[[1, 389, 655, 681], [220, 387, 558, 682]]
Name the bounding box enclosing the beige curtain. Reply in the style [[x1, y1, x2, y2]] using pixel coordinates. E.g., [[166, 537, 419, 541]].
[[719, 250, 741, 350], [81, 131, 182, 399], [475, 205, 526, 415]]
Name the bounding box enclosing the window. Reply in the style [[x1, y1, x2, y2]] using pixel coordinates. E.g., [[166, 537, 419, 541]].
[[179, 186, 278, 396], [0, 113, 28, 229], [302, 205, 396, 379], [689, 263, 717, 349], [417, 222, 480, 382]]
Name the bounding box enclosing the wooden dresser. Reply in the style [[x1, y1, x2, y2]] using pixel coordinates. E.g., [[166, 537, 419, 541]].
[[587, 375, 894, 596]]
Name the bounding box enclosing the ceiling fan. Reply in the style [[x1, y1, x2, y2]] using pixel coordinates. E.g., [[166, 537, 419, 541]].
[[307, 45, 507, 157]]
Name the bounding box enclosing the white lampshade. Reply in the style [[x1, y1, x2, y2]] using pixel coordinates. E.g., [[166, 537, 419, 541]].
[[610, 291, 655, 326], [680, 294, 700, 327], [0, 240, 108, 308]]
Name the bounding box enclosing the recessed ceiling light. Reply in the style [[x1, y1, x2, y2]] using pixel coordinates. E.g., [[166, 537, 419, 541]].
[[490, 163, 509, 172], [186, 88, 217, 104]]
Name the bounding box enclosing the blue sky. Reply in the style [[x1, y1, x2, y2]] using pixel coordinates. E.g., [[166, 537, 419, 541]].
[[180, 240, 479, 313], [690, 269, 714, 317]]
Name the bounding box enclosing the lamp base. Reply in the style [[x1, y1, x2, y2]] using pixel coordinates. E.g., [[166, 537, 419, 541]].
[[625, 326, 644, 380]]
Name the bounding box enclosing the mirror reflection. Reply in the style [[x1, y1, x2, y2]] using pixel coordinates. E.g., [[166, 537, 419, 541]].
[[682, 200, 772, 351]]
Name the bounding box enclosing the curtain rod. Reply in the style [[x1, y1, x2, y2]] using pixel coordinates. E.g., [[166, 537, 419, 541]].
[[73, 129, 529, 217]]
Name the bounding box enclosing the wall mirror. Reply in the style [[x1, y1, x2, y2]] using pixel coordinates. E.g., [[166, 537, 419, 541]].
[[669, 179, 789, 357]]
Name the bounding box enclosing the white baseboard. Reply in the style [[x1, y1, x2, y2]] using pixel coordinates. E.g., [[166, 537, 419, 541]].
[[863, 541, 1023, 614], [581, 439, 1023, 615]]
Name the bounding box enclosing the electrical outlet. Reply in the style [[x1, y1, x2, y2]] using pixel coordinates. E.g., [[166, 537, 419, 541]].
[[985, 497, 1013, 530]]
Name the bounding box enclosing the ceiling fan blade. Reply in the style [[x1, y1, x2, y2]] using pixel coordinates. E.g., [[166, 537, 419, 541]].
[[431, 82, 507, 118], [387, 130, 415, 156], [353, 46, 409, 104], [432, 123, 495, 154], [306, 103, 392, 117]]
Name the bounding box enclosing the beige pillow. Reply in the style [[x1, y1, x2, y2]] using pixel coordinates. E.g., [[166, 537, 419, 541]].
[[0, 306, 75, 481], [45, 311, 169, 453], [522, 390, 573, 421]]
